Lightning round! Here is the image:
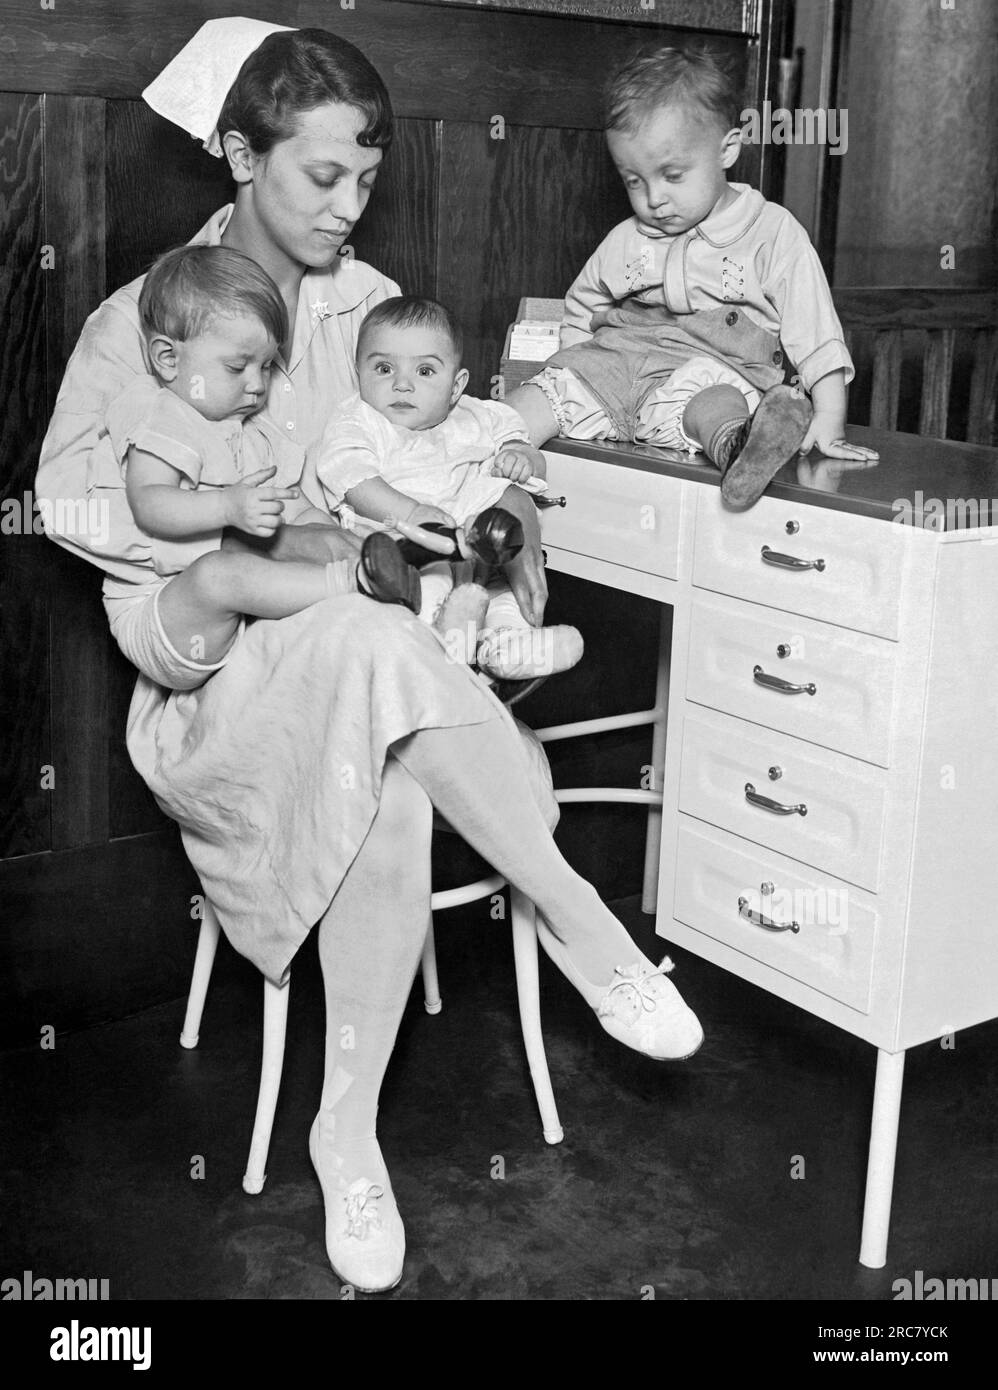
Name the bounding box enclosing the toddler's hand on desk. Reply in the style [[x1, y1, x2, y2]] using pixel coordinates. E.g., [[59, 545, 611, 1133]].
[[224, 466, 299, 537], [798, 414, 880, 462], [493, 442, 547, 483]]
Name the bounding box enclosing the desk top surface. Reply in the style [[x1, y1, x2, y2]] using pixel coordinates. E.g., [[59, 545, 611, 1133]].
[[546, 427, 998, 530]]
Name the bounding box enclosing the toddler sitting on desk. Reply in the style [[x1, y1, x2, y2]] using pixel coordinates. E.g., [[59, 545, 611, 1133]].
[[315, 295, 583, 694], [515, 45, 878, 508], [102, 246, 424, 691]]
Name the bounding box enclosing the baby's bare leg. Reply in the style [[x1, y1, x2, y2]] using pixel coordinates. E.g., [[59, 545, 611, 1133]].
[[157, 550, 354, 665], [504, 382, 560, 445]]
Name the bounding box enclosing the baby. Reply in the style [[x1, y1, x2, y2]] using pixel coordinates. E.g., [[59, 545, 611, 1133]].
[[518, 45, 877, 508], [103, 246, 421, 690], [314, 295, 583, 690]]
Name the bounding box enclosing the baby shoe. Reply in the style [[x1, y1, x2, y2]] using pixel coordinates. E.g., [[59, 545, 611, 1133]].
[[309, 1120, 405, 1293], [464, 506, 525, 567], [357, 532, 422, 614], [717, 385, 812, 509], [536, 918, 704, 1061]]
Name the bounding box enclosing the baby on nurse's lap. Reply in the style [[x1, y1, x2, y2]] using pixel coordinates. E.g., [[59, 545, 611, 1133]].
[[101, 245, 432, 691], [314, 295, 583, 687]]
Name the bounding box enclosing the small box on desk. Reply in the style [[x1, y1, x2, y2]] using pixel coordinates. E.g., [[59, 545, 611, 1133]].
[[499, 296, 564, 398]]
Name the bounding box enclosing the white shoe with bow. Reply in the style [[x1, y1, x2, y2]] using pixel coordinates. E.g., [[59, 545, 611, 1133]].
[[536, 919, 704, 1061]]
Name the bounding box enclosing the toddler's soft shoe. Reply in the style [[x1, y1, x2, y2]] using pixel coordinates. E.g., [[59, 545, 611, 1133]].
[[477, 623, 584, 680], [536, 918, 704, 1061], [717, 385, 812, 509]]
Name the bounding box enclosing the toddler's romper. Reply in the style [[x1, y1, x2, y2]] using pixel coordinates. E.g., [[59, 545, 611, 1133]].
[[99, 376, 305, 689], [530, 184, 852, 451]]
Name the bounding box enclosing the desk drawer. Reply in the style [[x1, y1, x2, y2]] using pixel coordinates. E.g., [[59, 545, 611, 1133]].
[[672, 818, 879, 1013], [686, 592, 897, 766], [678, 708, 886, 891], [541, 453, 682, 580], [693, 491, 905, 639]]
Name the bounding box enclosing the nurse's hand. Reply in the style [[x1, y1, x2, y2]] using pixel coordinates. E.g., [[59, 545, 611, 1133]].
[[497, 485, 547, 626]]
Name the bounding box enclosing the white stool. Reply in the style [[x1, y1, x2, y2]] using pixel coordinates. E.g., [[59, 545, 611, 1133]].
[[180, 694, 667, 1196]]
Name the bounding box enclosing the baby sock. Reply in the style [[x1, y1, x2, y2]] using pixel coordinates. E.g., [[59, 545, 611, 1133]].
[[682, 384, 751, 470], [326, 559, 357, 597], [433, 582, 490, 664]]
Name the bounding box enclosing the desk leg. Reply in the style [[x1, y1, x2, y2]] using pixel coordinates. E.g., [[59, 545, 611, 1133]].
[[859, 1048, 905, 1268], [641, 607, 671, 913]]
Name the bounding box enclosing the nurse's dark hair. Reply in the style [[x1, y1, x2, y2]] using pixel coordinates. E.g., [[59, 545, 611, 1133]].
[[218, 27, 393, 155], [604, 44, 742, 135], [138, 245, 288, 347], [357, 296, 464, 360]]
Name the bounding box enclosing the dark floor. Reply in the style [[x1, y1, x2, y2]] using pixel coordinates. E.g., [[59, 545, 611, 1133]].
[[3, 894, 996, 1302]]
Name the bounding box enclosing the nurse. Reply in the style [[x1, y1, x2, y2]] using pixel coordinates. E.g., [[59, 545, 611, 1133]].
[[36, 19, 704, 1294]]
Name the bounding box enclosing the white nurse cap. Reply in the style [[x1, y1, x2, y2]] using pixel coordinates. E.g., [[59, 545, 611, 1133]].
[[142, 17, 295, 158]]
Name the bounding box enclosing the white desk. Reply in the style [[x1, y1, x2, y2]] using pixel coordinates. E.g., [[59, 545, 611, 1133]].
[[540, 427, 998, 1268]]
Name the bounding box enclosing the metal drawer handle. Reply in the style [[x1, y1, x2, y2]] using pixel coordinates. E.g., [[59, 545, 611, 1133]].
[[745, 782, 807, 816], [753, 664, 816, 695], [761, 544, 825, 572], [738, 895, 800, 933]]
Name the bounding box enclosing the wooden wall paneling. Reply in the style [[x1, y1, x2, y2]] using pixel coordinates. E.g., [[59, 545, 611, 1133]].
[[0, 0, 746, 128], [919, 329, 955, 441], [347, 117, 440, 298], [833, 288, 996, 332], [105, 100, 235, 293], [407, 0, 748, 31], [43, 96, 107, 397], [968, 330, 998, 447], [436, 121, 632, 396], [43, 94, 114, 851], [869, 331, 902, 433], [0, 93, 51, 859]]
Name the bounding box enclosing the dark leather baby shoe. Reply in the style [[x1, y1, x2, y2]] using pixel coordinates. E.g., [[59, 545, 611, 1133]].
[[358, 532, 422, 614]]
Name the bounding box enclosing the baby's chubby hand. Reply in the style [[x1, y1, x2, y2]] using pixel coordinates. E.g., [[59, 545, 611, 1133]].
[[492, 442, 547, 484], [392, 502, 460, 555], [223, 465, 299, 537]]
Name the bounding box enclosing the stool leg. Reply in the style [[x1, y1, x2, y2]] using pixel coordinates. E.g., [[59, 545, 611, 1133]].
[[641, 608, 671, 913], [179, 901, 222, 1049], [859, 1047, 905, 1268], [242, 975, 291, 1195], [510, 888, 564, 1144], [421, 915, 442, 1014]]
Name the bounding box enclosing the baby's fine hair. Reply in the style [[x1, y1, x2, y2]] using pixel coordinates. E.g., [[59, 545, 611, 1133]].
[[138, 245, 288, 348], [358, 296, 464, 361], [604, 44, 742, 136]]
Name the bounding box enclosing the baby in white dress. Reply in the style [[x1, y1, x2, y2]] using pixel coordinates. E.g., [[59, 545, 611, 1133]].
[[315, 296, 583, 686]]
